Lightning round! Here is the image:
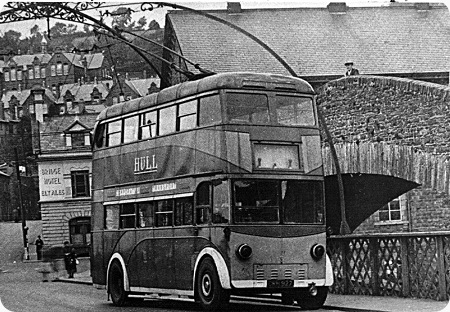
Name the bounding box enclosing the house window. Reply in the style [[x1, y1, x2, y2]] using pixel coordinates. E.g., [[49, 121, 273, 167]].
[[34, 65, 40, 79], [17, 70, 22, 81], [379, 195, 406, 222], [11, 68, 16, 81], [41, 67, 46, 78], [28, 67, 34, 80], [63, 63, 69, 75], [51, 65, 56, 76], [71, 132, 86, 147], [56, 62, 63, 75], [69, 217, 91, 245], [71, 170, 90, 198], [4, 70, 9, 81]]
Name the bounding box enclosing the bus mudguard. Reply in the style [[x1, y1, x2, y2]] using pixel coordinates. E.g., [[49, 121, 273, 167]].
[[107, 253, 130, 292], [325, 254, 334, 286], [193, 247, 231, 290]]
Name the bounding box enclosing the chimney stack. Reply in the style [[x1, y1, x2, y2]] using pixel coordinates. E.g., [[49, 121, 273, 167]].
[[227, 2, 241, 14]]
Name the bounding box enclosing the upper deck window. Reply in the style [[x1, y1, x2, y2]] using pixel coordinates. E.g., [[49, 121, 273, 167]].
[[199, 95, 221, 126], [107, 120, 122, 146], [227, 93, 269, 124], [140, 111, 157, 139], [177, 100, 197, 131], [275, 96, 315, 126], [159, 106, 176, 135], [123, 115, 139, 144]]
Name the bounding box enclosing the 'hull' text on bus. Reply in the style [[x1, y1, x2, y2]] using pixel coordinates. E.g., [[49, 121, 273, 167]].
[[134, 155, 158, 174]]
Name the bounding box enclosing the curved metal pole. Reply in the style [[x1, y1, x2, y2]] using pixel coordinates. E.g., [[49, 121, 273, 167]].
[[149, 1, 350, 234]]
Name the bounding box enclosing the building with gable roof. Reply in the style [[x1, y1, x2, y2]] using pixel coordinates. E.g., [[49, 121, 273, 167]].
[[37, 113, 98, 248], [105, 75, 160, 105], [162, 2, 450, 89], [57, 79, 113, 115]]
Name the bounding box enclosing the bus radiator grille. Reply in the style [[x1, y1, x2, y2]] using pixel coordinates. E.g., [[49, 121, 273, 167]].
[[254, 264, 307, 280]]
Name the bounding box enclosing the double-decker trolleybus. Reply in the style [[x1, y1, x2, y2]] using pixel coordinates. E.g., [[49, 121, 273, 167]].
[[90, 72, 333, 310]]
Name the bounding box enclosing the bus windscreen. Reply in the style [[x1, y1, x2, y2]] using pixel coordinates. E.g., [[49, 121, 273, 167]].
[[233, 180, 324, 224]]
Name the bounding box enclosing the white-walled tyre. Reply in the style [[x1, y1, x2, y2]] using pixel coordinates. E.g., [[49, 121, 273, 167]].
[[196, 257, 230, 311], [108, 260, 129, 306]]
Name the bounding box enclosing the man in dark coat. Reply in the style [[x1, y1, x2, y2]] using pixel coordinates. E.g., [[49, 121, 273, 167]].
[[63, 241, 77, 278], [35, 235, 44, 260], [344, 62, 360, 76]]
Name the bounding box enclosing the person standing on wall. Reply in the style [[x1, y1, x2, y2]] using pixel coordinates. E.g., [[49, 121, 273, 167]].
[[344, 61, 360, 76]]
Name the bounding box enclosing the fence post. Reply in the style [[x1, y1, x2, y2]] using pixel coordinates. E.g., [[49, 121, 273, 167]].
[[400, 236, 410, 298], [436, 235, 447, 301], [370, 237, 380, 296], [341, 238, 349, 294]]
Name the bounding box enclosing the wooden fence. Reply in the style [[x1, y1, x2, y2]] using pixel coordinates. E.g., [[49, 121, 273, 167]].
[[327, 232, 450, 301]]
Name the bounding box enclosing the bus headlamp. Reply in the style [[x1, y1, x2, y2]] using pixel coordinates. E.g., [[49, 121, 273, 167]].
[[310, 244, 325, 261], [236, 244, 252, 260]]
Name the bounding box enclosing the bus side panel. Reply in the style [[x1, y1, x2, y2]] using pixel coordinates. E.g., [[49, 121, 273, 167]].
[[91, 231, 106, 285], [127, 236, 212, 290]]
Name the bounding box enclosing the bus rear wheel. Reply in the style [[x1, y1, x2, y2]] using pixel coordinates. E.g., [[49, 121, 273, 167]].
[[196, 258, 229, 311], [108, 261, 129, 306], [295, 286, 328, 310]]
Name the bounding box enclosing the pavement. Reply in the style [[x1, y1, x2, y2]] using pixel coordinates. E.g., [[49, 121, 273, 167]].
[[50, 264, 449, 312]]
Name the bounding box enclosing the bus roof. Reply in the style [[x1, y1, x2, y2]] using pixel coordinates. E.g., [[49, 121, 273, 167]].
[[97, 72, 315, 121]]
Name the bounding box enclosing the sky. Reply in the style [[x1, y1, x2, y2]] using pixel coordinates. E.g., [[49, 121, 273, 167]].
[[0, 0, 445, 39]]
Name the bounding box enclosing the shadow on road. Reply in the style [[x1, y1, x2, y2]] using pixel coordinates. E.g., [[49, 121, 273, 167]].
[[102, 297, 300, 311]]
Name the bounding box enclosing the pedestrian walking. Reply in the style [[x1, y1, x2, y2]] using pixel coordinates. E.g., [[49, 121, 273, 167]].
[[35, 235, 44, 260], [63, 241, 77, 278]]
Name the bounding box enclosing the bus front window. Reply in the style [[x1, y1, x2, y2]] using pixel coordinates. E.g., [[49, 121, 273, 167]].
[[275, 96, 315, 126], [282, 180, 324, 224], [232, 180, 324, 224], [227, 93, 269, 124], [233, 180, 279, 223]]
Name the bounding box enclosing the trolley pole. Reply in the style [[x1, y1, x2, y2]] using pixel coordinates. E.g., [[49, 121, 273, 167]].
[[14, 148, 29, 260]]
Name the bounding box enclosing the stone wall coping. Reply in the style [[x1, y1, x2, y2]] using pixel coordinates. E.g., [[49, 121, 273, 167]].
[[320, 75, 450, 100]]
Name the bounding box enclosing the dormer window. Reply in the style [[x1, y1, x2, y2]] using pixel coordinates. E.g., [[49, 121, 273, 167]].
[[66, 131, 90, 148], [34, 93, 43, 101], [71, 132, 86, 147], [65, 121, 91, 148]]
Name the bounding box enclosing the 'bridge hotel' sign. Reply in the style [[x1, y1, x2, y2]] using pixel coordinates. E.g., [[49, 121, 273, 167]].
[[39, 163, 66, 200]]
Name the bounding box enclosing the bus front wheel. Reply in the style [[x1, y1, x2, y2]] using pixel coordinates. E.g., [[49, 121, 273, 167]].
[[108, 261, 129, 306], [295, 286, 328, 310], [196, 257, 229, 311]]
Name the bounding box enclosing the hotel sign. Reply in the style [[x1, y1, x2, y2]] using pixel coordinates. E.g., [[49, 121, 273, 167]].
[[39, 164, 65, 200]]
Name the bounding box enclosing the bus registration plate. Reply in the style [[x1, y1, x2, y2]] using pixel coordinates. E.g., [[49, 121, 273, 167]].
[[267, 279, 294, 288]]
